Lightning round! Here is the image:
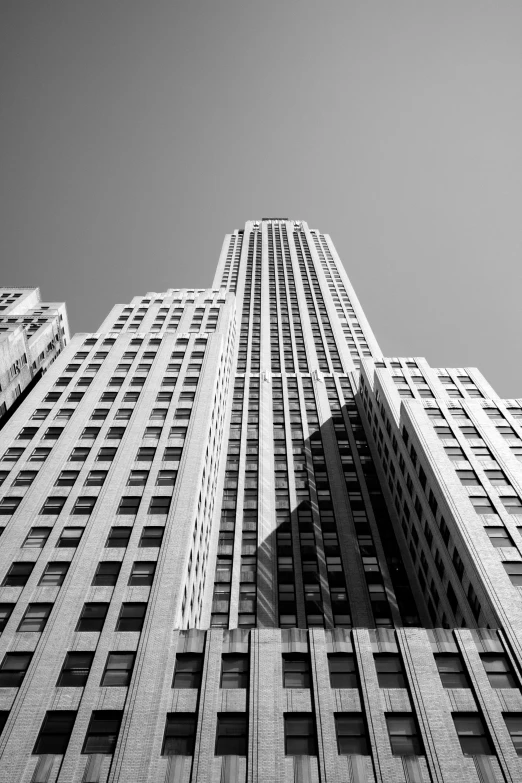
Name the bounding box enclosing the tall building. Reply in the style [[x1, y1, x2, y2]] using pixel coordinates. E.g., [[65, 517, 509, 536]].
[[0, 219, 522, 783], [0, 288, 70, 425]]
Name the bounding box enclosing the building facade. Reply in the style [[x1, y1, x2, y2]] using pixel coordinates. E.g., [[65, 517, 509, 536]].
[[0, 220, 521, 782], [0, 288, 70, 425]]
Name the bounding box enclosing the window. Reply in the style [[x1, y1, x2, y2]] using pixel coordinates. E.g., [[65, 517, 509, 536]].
[[139, 527, 164, 547], [173, 654, 203, 689], [435, 654, 470, 688], [97, 447, 117, 461], [444, 446, 466, 462], [82, 710, 122, 754], [215, 714, 248, 756], [484, 470, 509, 486], [106, 527, 131, 548], [503, 562, 522, 586], [375, 654, 406, 688], [72, 496, 97, 515], [162, 714, 196, 756], [128, 561, 156, 586], [13, 470, 37, 486], [55, 470, 79, 487], [115, 602, 146, 631], [480, 654, 517, 688], [148, 496, 171, 514], [470, 497, 496, 515], [456, 470, 480, 486], [327, 653, 357, 688], [85, 470, 107, 486], [39, 562, 69, 586], [163, 447, 182, 461], [0, 604, 14, 632], [33, 711, 76, 754], [117, 496, 141, 515], [284, 714, 317, 756], [136, 447, 156, 461], [0, 497, 22, 516], [40, 497, 65, 515], [221, 654, 249, 689], [92, 562, 121, 586], [18, 603, 52, 632], [453, 714, 493, 755], [43, 427, 63, 440], [0, 653, 32, 687], [334, 713, 369, 755], [501, 497, 522, 515], [127, 470, 149, 486], [57, 527, 83, 548], [504, 714, 522, 756], [2, 448, 24, 462], [23, 527, 51, 548], [57, 652, 94, 687], [156, 470, 177, 486], [76, 603, 109, 632], [107, 427, 125, 440], [100, 653, 135, 686], [485, 527, 513, 548], [69, 447, 90, 462], [386, 714, 423, 756], [3, 562, 34, 587]]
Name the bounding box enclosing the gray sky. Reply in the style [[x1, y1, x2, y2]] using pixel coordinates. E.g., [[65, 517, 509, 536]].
[[1, 1, 521, 398]]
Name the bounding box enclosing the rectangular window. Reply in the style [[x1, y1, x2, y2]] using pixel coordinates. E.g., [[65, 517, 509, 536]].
[[38, 562, 69, 587], [221, 654, 249, 689], [328, 653, 358, 688], [136, 447, 156, 462], [374, 654, 406, 688], [504, 714, 522, 756], [215, 713, 248, 756], [283, 654, 310, 688], [33, 711, 76, 754], [92, 562, 121, 587], [0, 653, 32, 687], [334, 713, 369, 755], [127, 470, 149, 486], [57, 528, 83, 548], [18, 604, 52, 632], [84, 470, 107, 486], [23, 527, 51, 548], [76, 603, 109, 632], [57, 652, 94, 687], [117, 496, 141, 515], [434, 654, 470, 688], [100, 653, 135, 687], [69, 447, 90, 462], [3, 562, 34, 586], [82, 710, 122, 754], [173, 653, 203, 689], [72, 496, 97, 515], [128, 561, 156, 586], [162, 714, 196, 756], [284, 714, 317, 756], [115, 603, 146, 632], [480, 654, 517, 688], [453, 714, 493, 755], [0, 497, 22, 516], [139, 527, 164, 548], [503, 562, 522, 586], [97, 447, 117, 461], [0, 604, 14, 632], [386, 714, 423, 756], [148, 496, 171, 515], [39, 497, 65, 516], [55, 470, 79, 487], [105, 527, 131, 548]]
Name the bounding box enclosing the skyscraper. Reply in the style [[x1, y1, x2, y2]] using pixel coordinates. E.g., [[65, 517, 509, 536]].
[[0, 288, 70, 425], [0, 219, 522, 783]]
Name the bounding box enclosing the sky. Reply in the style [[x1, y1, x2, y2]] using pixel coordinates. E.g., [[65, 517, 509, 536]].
[[0, 1, 521, 398]]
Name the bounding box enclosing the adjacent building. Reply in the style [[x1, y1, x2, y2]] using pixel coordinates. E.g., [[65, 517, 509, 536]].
[[0, 288, 70, 425], [0, 220, 521, 783]]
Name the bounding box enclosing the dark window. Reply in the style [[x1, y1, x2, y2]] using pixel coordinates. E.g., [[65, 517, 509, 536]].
[[92, 562, 121, 587], [57, 652, 94, 687], [328, 654, 358, 688], [136, 447, 156, 461], [128, 561, 156, 586], [139, 526, 164, 547], [39, 497, 65, 515], [0, 604, 15, 632], [504, 714, 522, 756], [33, 711, 76, 754], [13, 470, 37, 486], [215, 713, 248, 756], [85, 470, 107, 486], [39, 562, 69, 586], [3, 562, 34, 587], [100, 653, 135, 687], [162, 714, 196, 756], [283, 654, 310, 688], [221, 654, 249, 689], [115, 603, 146, 632], [386, 714, 424, 756], [76, 603, 109, 632], [173, 653, 203, 689], [284, 714, 317, 756], [0, 711, 9, 736], [0, 497, 21, 515], [82, 710, 122, 754], [127, 470, 149, 486], [69, 447, 90, 462], [148, 496, 171, 515], [97, 447, 117, 461], [334, 713, 369, 755], [18, 604, 52, 632], [435, 654, 470, 688], [0, 653, 32, 687], [453, 714, 493, 756], [480, 654, 517, 688], [57, 527, 83, 548], [156, 470, 177, 486], [486, 527, 513, 548], [55, 470, 79, 487], [105, 527, 131, 548], [117, 496, 141, 515], [375, 654, 406, 688]]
